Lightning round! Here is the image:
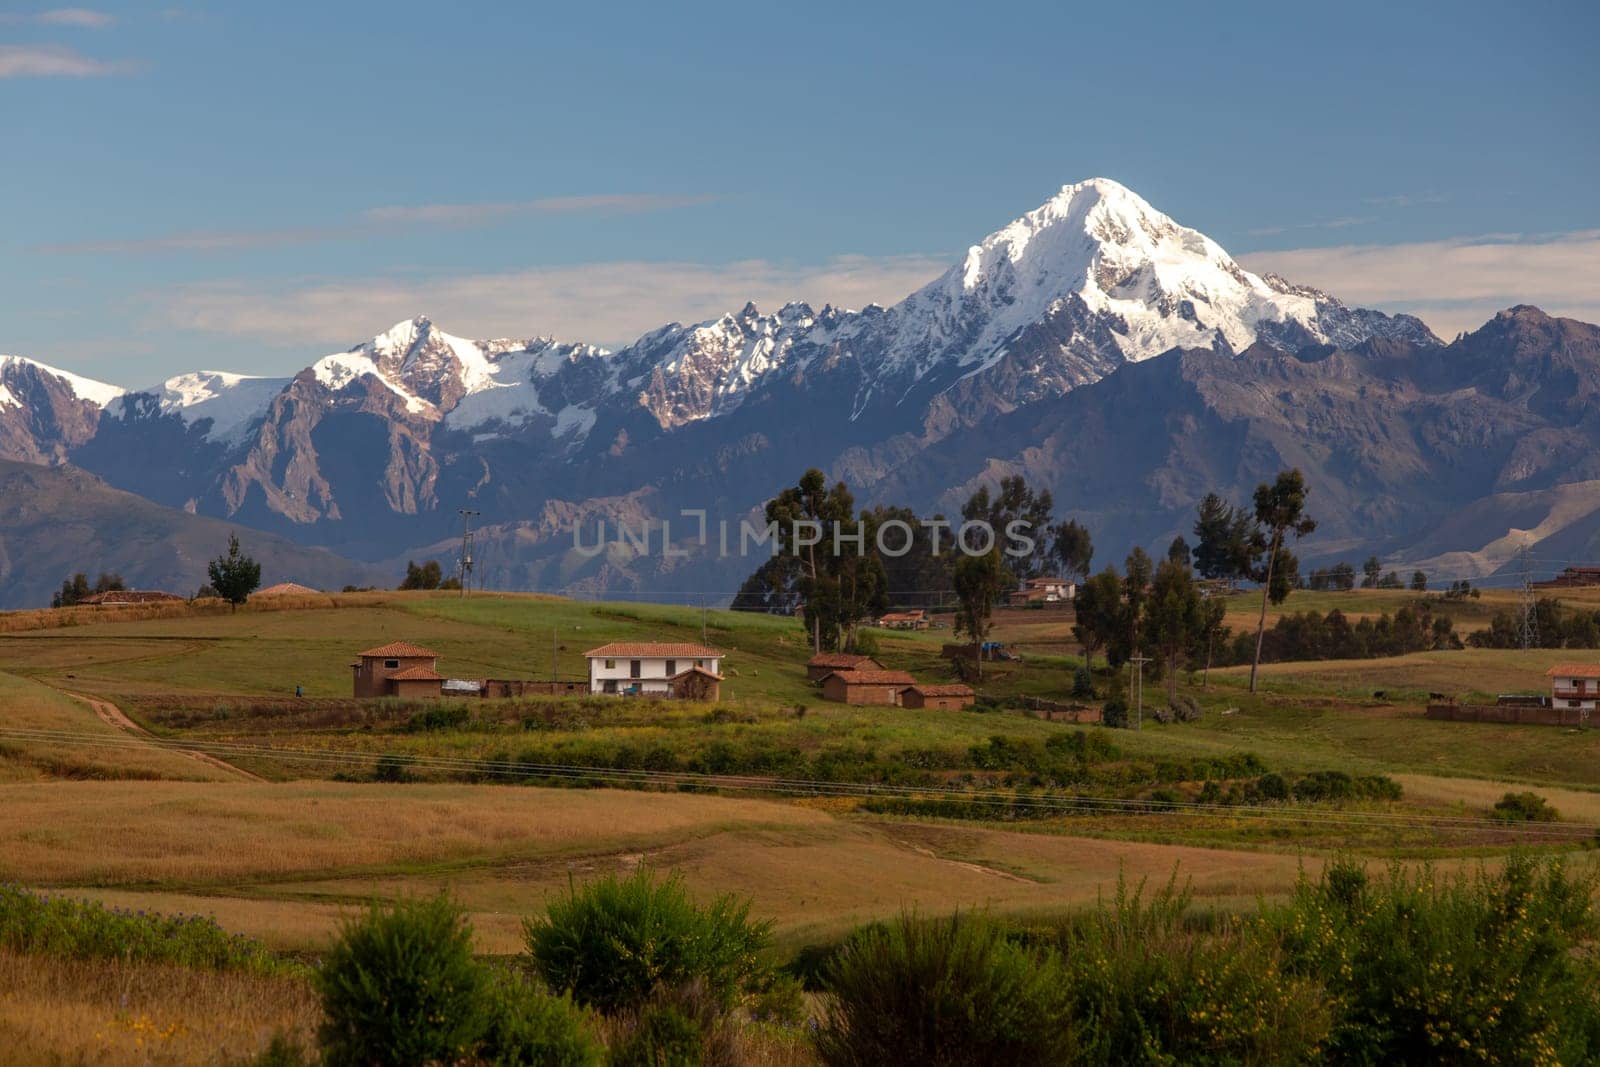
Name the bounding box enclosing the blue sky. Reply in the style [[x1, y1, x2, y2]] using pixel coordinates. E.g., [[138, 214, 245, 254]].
[[4, 0, 1597, 385]]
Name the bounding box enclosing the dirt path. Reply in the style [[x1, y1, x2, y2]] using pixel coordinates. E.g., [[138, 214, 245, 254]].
[[62, 689, 268, 783]]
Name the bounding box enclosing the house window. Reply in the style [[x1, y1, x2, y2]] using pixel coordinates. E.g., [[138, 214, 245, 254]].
[[665, 660, 676, 676], [384, 659, 399, 669], [630, 659, 641, 678], [694, 659, 705, 669], [1571, 700, 1583, 708], [604, 659, 616, 670]]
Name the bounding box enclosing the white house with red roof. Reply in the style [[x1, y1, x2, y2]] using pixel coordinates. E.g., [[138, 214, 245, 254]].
[[584, 642, 724, 697], [1546, 663, 1600, 712]]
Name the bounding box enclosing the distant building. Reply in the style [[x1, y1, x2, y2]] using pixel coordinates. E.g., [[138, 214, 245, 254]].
[[1546, 663, 1600, 712], [901, 683, 976, 710], [1006, 577, 1075, 607], [806, 652, 885, 682], [584, 642, 724, 697], [352, 641, 444, 698], [878, 610, 929, 630], [820, 669, 917, 706], [78, 589, 184, 606], [1535, 567, 1600, 590], [256, 582, 322, 597]]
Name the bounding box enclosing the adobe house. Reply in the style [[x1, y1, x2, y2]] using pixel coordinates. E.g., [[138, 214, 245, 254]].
[[1006, 576, 1075, 607], [668, 665, 724, 702], [877, 610, 929, 630], [352, 641, 444, 698], [820, 669, 917, 706], [806, 652, 885, 682], [901, 683, 976, 710], [585, 642, 724, 696]]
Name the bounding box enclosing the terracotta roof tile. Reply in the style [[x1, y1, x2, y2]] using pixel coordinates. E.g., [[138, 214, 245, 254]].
[[584, 643, 723, 658], [670, 666, 725, 681], [909, 684, 975, 697], [358, 641, 439, 659], [825, 670, 917, 685], [388, 665, 445, 681], [1546, 663, 1600, 679]]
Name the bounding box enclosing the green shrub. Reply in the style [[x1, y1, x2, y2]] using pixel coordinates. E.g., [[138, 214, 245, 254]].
[[814, 911, 1074, 1066], [404, 705, 471, 732], [1270, 856, 1600, 1064], [608, 1002, 707, 1067], [1056, 876, 1328, 1065], [479, 972, 603, 1067], [1492, 790, 1559, 822], [0, 884, 288, 974], [373, 753, 413, 782], [1071, 666, 1096, 699], [524, 867, 773, 1013], [315, 895, 488, 1066], [747, 971, 808, 1025], [1101, 697, 1129, 729]]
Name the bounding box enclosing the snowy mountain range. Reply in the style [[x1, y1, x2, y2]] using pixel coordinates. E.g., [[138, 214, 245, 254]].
[[9, 177, 1597, 605]]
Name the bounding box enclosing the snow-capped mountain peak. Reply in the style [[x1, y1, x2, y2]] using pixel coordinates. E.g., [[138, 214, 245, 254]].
[[874, 176, 1436, 390], [0, 354, 126, 409]]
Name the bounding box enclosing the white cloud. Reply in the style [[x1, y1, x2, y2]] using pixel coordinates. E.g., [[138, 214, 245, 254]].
[[0, 8, 116, 28], [154, 255, 950, 350], [36, 194, 720, 254], [0, 44, 133, 77], [1244, 229, 1600, 338]]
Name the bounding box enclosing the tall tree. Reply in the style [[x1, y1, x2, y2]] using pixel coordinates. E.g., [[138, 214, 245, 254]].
[[208, 533, 262, 614], [1072, 567, 1123, 670], [1247, 470, 1317, 693], [1196, 596, 1228, 686], [765, 470, 886, 652], [1116, 547, 1155, 704], [1050, 519, 1094, 584], [1166, 536, 1192, 567], [1148, 557, 1204, 703], [1192, 493, 1254, 582], [1411, 570, 1429, 592], [952, 548, 1010, 680], [1361, 555, 1382, 589], [962, 476, 1054, 583]]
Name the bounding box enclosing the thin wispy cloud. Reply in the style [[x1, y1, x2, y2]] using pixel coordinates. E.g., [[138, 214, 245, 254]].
[[0, 8, 116, 28], [1248, 216, 1376, 237], [35, 193, 722, 254], [1362, 191, 1450, 208], [1245, 229, 1600, 339], [153, 255, 950, 350], [0, 43, 135, 77]]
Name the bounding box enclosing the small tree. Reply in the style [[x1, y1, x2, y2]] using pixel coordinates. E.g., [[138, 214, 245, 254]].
[[1051, 519, 1094, 584], [953, 548, 1010, 680], [399, 560, 445, 590], [1247, 471, 1316, 694], [1361, 556, 1382, 589], [1148, 558, 1204, 703], [1410, 570, 1428, 592], [1072, 568, 1123, 670], [207, 533, 262, 613]]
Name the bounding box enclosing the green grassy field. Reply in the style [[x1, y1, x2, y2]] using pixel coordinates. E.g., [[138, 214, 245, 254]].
[[3, 590, 1600, 946]]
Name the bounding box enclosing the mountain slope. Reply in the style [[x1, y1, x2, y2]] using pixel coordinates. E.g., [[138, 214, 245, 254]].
[[0, 460, 388, 608]]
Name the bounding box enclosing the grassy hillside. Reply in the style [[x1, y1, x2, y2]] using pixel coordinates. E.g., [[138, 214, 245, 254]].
[[0, 459, 388, 609]]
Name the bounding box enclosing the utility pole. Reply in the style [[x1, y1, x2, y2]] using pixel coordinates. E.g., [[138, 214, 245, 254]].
[[701, 594, 708, 646], [457, 508, 479, 598], [1130, 655, 1151, 730], [1518, 544, 1538, 650]]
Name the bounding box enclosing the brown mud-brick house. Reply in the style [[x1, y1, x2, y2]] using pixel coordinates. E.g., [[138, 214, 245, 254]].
[[877, 610, 929, 631], [352, 641, 444, 698], [805, 652, 885, 682], [668, 665, 724, 702], [821, 669, 917, 706], [901, 683, 976, 710]]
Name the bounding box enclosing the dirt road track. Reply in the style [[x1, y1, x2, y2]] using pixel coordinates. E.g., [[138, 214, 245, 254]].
[[62, 690, 268, 783]]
